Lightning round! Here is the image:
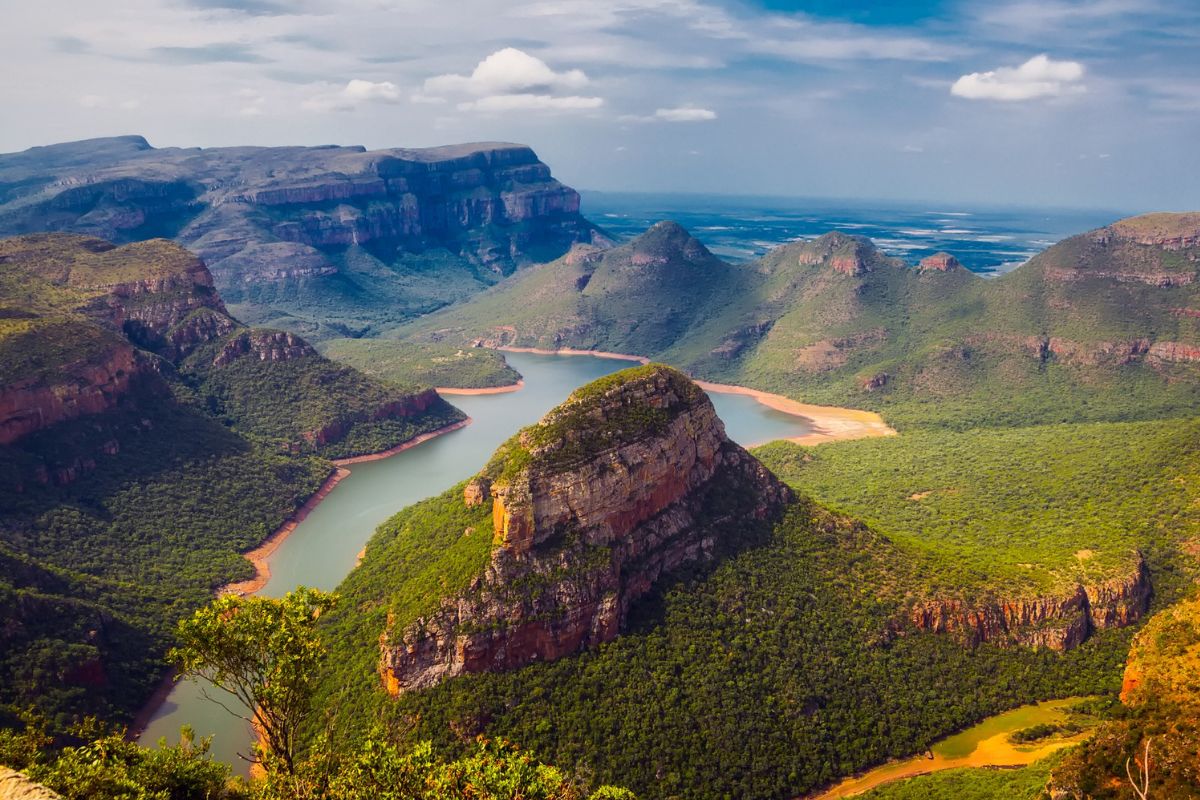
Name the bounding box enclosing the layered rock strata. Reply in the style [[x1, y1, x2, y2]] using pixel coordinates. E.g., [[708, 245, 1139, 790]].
[[910, 555, 1151, 650], [379, 365, 793, 693]]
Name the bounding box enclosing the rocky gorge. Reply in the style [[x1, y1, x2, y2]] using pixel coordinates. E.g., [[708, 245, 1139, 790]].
[[0, 136, 607, 335]]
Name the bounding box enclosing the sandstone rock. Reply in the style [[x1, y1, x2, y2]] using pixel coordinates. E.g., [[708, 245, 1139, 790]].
[[918, 252, 964, 272], [910, 553, 1150, 650], [379, 365, 793, 693]]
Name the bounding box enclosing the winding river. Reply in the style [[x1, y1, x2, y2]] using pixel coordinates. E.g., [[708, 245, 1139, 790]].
[[138, 351, 818, 770]]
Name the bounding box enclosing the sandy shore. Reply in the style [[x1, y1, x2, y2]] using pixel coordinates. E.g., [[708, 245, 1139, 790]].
[[498, 345, 650, 364], [497, 346, 895, 446], [327, 418, 471, 465], [218, 466, 352, 597], [436, 380, 524, 396], [693, 380, 897, 446]]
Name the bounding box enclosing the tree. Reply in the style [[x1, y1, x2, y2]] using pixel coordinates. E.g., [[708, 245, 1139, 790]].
[[170, 587, 337, 777]]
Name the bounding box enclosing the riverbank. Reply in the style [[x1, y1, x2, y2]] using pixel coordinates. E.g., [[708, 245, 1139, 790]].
[[436, 380, 524, 396], [128, 418, 472, 741], [496, 346, 895, 445], [807, 698, 1096, 798]]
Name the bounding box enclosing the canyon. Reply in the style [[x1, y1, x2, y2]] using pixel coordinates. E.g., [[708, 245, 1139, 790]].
[[0, 136, 606, 335]]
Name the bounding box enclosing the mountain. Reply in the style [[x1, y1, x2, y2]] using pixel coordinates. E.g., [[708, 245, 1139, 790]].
[[0, 232, 462, 724], [401, 213, 1200, 430], [0, 136, 606, 338], [307, 364, 1179, 799]]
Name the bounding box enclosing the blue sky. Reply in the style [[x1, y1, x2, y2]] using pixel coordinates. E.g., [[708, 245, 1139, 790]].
[[3, 0, 1198, 209]]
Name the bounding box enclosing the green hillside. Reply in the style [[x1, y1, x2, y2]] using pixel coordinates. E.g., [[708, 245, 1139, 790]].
[[398, 214, 1200, 430], [0, 233, 462, 727], [318, 338, 521, 390]]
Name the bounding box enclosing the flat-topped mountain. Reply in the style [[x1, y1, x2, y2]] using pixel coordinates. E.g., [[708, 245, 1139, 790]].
[[403, 212, 1200, 429], [0, 136, 605, 337]]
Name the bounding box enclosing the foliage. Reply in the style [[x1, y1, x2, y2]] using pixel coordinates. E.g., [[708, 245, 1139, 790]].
[[172, 588, 338, 775], [856, 753, 1063, 800], [318, 338, 521, 390], [0, 396, 331, 727], [1049, 594, 1200, 799], [753, 418, 1200, 599], [178, 333, 465, 459], [0, 716, 235, 800], [313, 496, 1133, 799]]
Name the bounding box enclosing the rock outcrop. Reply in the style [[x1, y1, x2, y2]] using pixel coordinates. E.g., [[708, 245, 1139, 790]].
[[378, 365, 792, 693], [910, 554, 1151, 650], [0, 767, 63, 800], [918, 252, 964, 272], [0, 137, 604, 296]]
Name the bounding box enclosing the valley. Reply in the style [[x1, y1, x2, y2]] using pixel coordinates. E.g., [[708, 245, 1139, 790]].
[[1, 138, 1198, 800]]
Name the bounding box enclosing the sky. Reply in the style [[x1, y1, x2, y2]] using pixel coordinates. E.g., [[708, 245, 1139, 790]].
[[2, 0, 1198, 209]]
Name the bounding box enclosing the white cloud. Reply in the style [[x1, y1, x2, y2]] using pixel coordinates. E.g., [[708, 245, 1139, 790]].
[[654, 106, 717, 122], [620, 106, 718, 123], [343, 79, 401, 103], [951, 54, 1086, 101], [423, 47, 600, 114], [424, 47, 589, 96], [457, 93, 603, 112], [302, 79, 402, 112], [79, 94, 108, 108]]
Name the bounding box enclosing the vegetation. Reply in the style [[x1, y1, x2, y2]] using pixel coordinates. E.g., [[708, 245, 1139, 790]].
[[172, 588, 339, 776], [0, 232, 465, 731], [395, 217, 1200, 431], [753, 418, 1200, 599], [0, 395, 332, 726], [1049, 594, 1200, 799], [311, 490, 1134, 799], [318, 338, 521, 389], [179, 332, 465, 459], [857, 754, 1063, 800]]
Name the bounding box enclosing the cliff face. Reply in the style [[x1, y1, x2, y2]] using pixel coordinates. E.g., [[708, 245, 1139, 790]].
[[910, 555, 1151, 650], [0, 137, 605, 333], [378, 365, 792, 694]]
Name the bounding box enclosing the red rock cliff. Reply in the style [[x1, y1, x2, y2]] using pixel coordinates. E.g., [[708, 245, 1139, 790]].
[[378, 365, 793, 694], [910, 554, 1150, 651]]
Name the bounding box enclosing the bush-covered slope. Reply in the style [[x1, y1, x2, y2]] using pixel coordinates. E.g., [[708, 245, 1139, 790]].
[[318, 338, 521, 390], [0, 233, 462, 727], [400, 214, 1200, 430]]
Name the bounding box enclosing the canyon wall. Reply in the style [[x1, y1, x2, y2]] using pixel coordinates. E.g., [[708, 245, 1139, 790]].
[[910, 555, 1151, 650]]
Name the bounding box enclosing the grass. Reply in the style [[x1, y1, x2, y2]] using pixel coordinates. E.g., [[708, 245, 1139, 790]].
[[318, 338, 521, 389], [753, 419, 1200, 599], [392, 216, 1200, 432]]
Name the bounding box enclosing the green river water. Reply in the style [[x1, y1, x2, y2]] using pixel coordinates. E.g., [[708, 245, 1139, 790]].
[[139, 352, 815, 770]]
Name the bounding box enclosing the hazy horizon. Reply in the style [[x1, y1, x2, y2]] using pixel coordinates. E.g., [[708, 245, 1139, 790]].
[[4, 1, 1199, 209]]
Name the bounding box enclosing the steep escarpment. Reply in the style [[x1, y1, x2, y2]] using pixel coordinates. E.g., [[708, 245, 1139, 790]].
[[0, 137, 606, 336], [909, 555, 1151, 650], [1048, 594, 1200, 798], [374, 365, 792, 694]]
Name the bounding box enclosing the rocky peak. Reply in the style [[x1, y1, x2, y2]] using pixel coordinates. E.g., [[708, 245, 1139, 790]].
[[1104, 212, 1200, 251], [918, 251, 964, 272], [795, 231, 878, 276], [379, 365, 793, 694], [625, 220, 715, 267]]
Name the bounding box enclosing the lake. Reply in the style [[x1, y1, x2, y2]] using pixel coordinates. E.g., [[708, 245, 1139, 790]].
[[139, 351, 815, 769]]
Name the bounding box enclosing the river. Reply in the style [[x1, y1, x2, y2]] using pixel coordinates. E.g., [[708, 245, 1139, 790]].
[[138, 351, 816, 770]]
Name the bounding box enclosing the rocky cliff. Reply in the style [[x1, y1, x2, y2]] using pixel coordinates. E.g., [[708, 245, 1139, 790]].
[[0, 137, 606, 334], [909, 554, 1151, 650], [378, 365, 792, 693]]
